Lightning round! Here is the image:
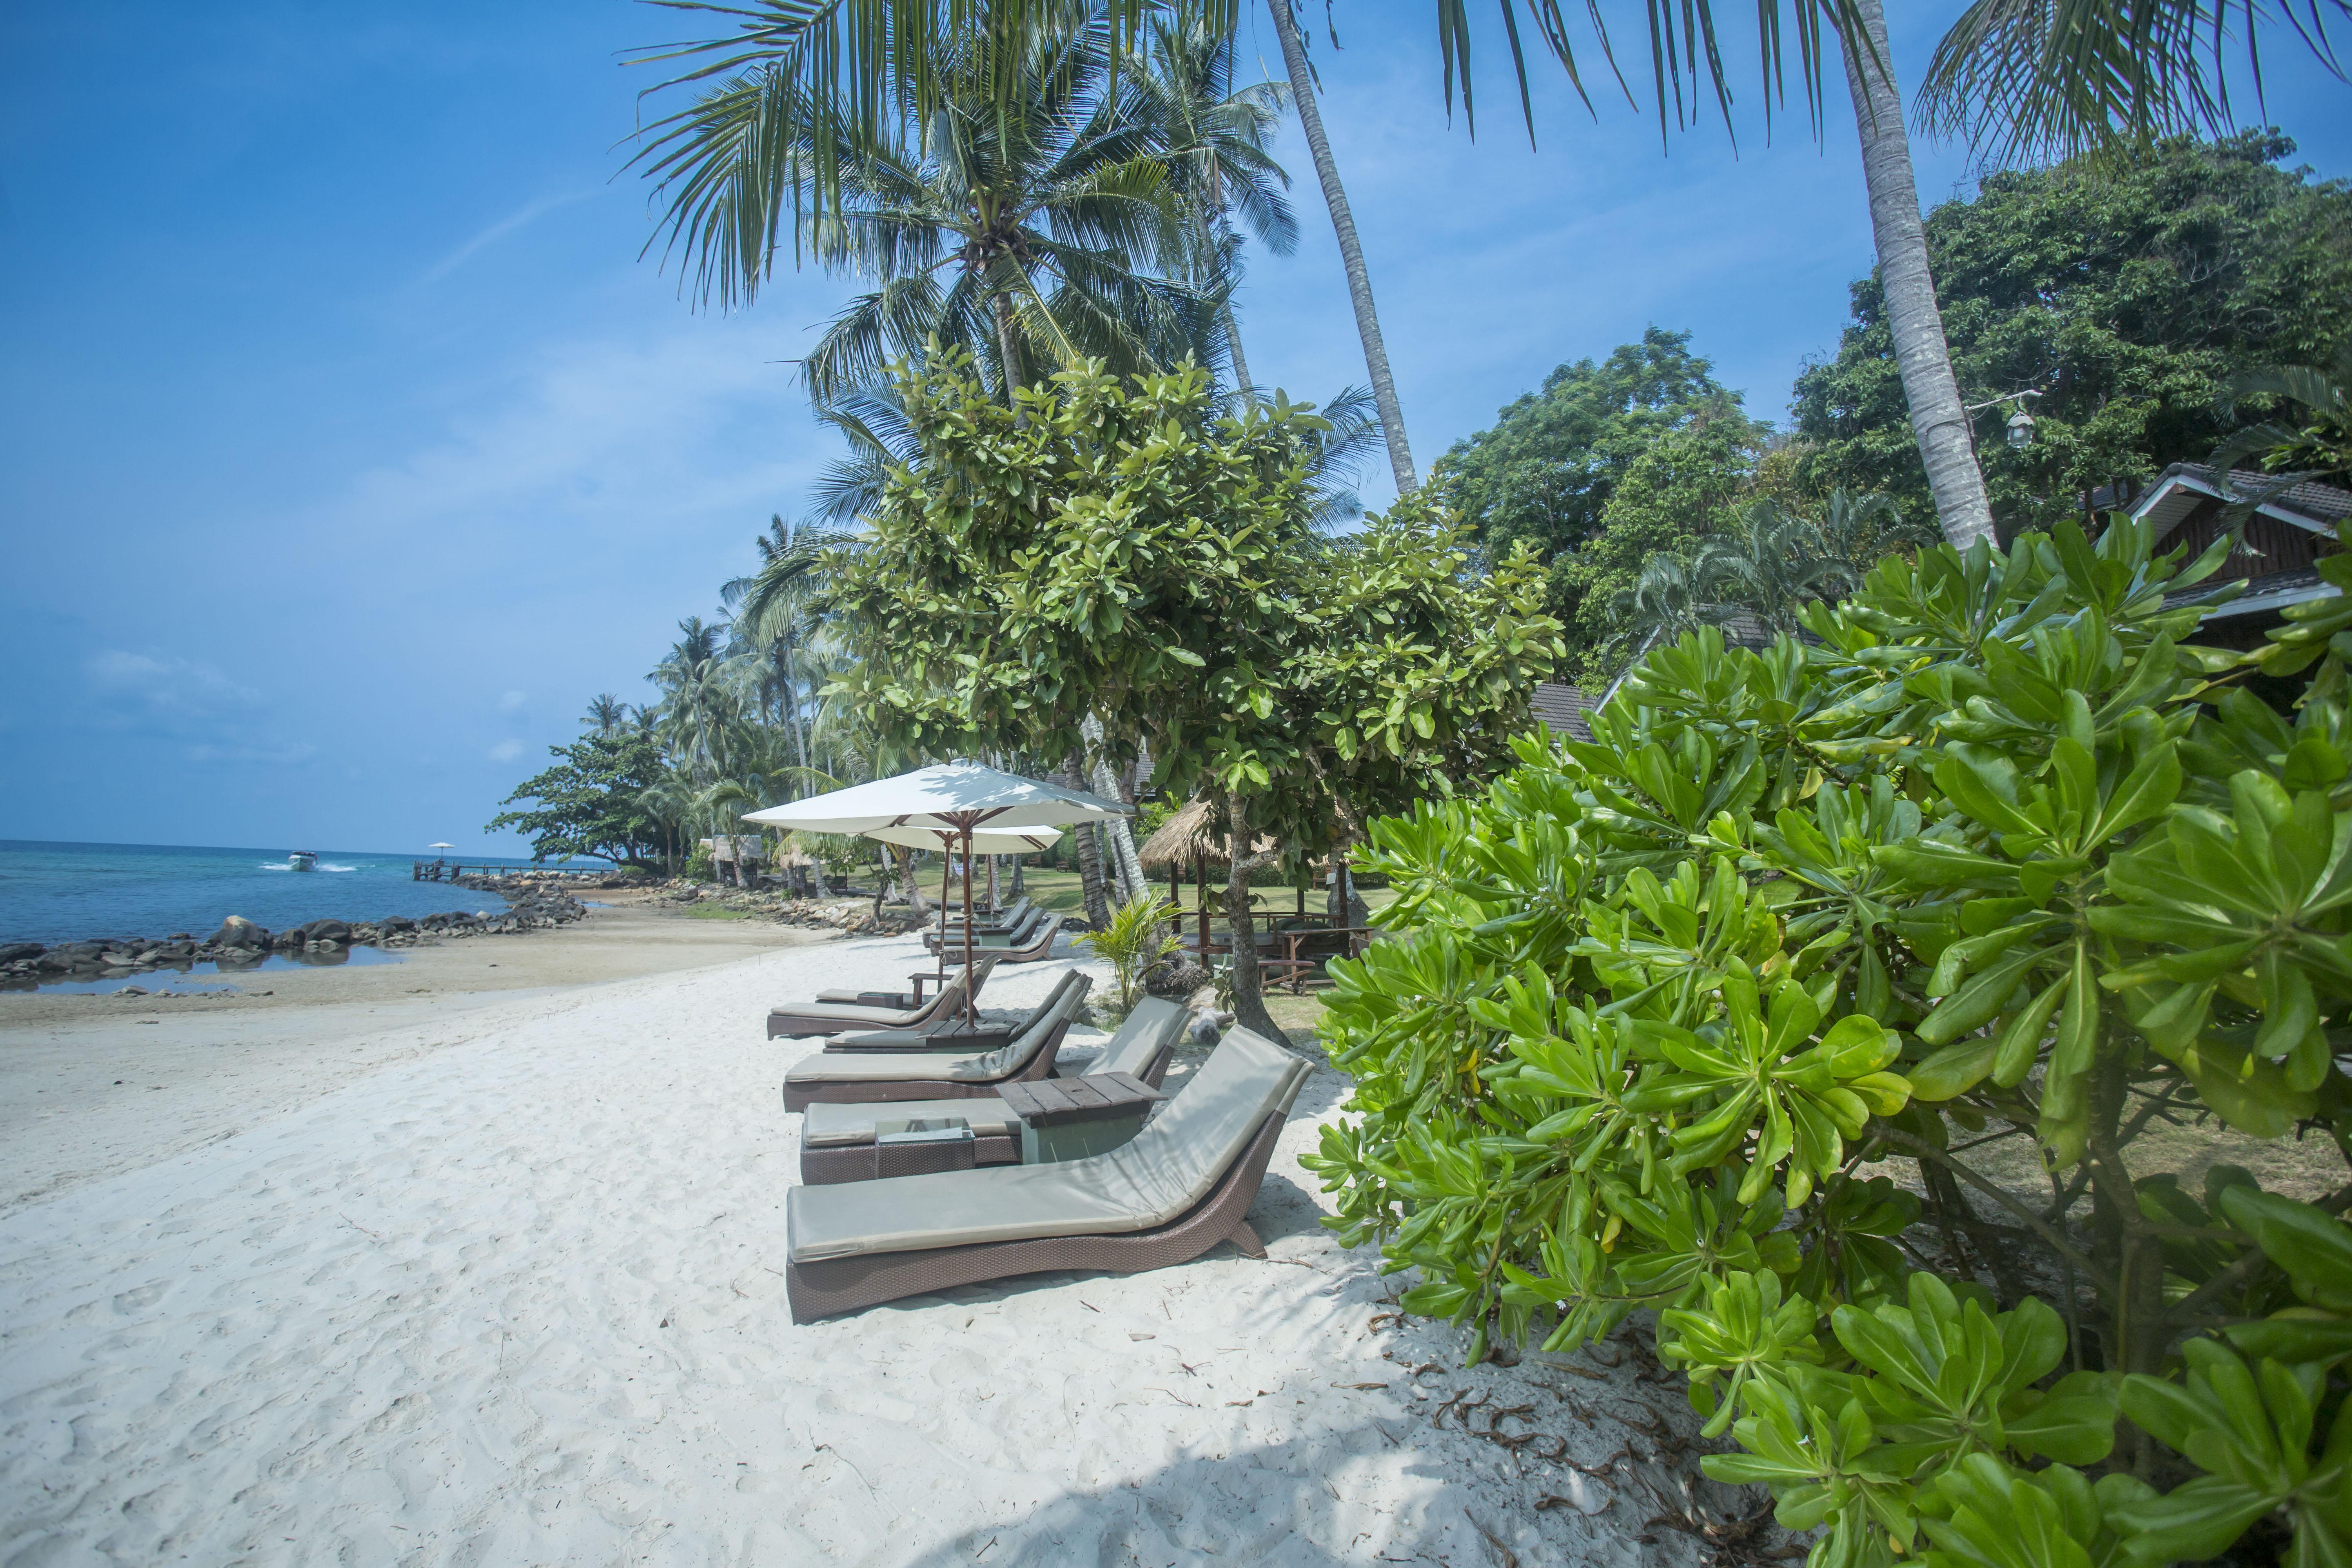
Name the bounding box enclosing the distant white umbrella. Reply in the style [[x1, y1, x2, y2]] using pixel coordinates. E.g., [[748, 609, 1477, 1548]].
[[428, 843, 454, 850], [744, 762, 1129, 1025]]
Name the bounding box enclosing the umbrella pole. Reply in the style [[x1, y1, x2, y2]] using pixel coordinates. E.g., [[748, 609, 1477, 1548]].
[[960, 824, 977, 1029], [937, 848, 953, 984]]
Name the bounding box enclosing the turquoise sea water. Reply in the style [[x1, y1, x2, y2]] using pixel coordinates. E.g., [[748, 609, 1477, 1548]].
[[0, 840, 595, 945]]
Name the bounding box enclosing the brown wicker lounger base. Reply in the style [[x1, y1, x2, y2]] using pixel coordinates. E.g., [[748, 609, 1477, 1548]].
[[780, 1020, 1071, 1113], [785, 1113, 1282, 1322], [800, 1134, 1022, 1185]]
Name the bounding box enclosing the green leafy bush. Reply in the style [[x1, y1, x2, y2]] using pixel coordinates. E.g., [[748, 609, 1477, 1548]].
[[1077, 891, 1183, 1017], [1304, 516, 2352, 1567]]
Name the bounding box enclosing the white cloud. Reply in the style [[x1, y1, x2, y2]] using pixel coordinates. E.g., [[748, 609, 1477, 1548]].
[[497, 690, 528, 713], [84, 649, 263, 716], [321, 327, 820, 561], [487, 739, 526, 762]]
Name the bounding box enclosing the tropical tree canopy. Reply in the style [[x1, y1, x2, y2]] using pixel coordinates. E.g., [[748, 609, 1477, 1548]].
[[1793, 132, 2352, 538], [814, 346, 1560, 1028], [1549, 408, 1769, 670], [1429, 328, 1748, 574], [486, 729, 669, 866]]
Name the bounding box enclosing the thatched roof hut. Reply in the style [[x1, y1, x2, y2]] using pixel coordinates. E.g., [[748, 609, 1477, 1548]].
[[1138, 799, 1279, 871]]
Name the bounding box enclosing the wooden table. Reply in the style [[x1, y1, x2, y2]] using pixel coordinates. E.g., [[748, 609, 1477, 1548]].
[[1268, 926, 1377, 993], [998, 1072, 1164, 1164]]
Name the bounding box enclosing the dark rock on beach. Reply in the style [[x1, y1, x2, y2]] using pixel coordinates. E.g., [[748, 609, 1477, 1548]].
[[4, 871, 597, 989], [1145, 957, 1211, 1002], [210, 917, 270, 949]]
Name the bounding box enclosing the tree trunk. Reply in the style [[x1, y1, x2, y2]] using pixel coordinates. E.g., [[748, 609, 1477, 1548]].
[[1840, 0, 1997, 552], [991, 292, 1025, 404], [1082, 715, 1147, 903], [1266, 0, 1416, 495], [1224, 791, 1283, 1040], [1066, 754, 1112, 927], [1222, 301, 1255, 404]]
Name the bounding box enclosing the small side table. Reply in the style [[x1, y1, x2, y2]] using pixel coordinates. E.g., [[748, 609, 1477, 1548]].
[[999, 1073, 1165, 1165]]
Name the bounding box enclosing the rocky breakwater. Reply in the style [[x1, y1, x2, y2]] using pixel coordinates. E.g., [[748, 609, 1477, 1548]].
[[659, 881, 933, 935], [0, 877, 589, 989]]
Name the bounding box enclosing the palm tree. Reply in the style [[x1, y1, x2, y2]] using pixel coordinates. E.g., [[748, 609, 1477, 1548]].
[[583, 693, 630, 734], [1836, 0, 1998, 551], [1264, 0, 1417, 494], [1132, 13, 1296, 399], [635, 24, 1207, 403], [1918, 0, 2350, 163], [1695, 501, 1853, 629], [2209, 345, 2352, 519], [648, 617, 745, 782], [1811, 486, 1936, 575], [1604, 554, 1731, 675]]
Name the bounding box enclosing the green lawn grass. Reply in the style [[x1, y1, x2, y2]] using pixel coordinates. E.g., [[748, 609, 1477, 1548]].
[[685, 904, 757, 920], [1006, 866, 1392, 924]]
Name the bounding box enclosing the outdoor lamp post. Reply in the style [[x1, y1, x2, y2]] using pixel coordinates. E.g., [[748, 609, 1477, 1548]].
[[2005, 406, 2037, 450]]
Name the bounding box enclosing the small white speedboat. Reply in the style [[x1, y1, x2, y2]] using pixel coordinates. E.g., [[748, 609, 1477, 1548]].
[[288, 851, 319, 872]]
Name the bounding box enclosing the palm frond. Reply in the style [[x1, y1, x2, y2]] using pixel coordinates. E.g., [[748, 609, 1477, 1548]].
[[1918, 0, 2348, 162]]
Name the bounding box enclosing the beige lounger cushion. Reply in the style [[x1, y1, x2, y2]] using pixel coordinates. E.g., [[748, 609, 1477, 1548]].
[[788, 1000, 938, 1028], [1095, 998, 1185, 1076], [802, 1098, 1027, 1147], [786, 1028, 1308, 1263], [786, 1050, 1004, 1084]]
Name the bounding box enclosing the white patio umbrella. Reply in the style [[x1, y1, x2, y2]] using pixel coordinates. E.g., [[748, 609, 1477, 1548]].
[[743, 762, 1131, 1026]]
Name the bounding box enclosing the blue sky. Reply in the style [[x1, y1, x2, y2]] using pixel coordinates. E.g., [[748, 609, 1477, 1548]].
[[4, 2, 2347, 856]]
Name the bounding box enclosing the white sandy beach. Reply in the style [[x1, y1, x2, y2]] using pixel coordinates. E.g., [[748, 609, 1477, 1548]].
[[2, 927, 1744, 1566]]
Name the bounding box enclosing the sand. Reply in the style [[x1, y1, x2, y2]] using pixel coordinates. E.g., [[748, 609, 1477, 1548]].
[[0, 925, 1743, 1566]]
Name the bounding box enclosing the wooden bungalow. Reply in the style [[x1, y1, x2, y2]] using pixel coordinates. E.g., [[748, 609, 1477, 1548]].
[[2125, 463, 2350, 650]]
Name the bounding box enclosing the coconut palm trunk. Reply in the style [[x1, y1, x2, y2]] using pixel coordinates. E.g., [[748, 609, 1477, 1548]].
[[1840, 0, 1996, 551], [991, 292, 1026, 402], [1223, 299, 1256, 400], [1065, 753, 1113, 926], [1266, 0, 1416, 494]]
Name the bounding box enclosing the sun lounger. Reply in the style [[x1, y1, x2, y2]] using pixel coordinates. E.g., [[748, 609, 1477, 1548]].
[[925, 906, 1048, 951], [929, 914, 1064, 965], [781, 973, 1091, 1112], [823, 969, 1088, 1053], [767, 956, 999, 1040], [941, 896, 1031, 931], [798, 999, 1189, 1183], [783, 1027, 1310, 1321]]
